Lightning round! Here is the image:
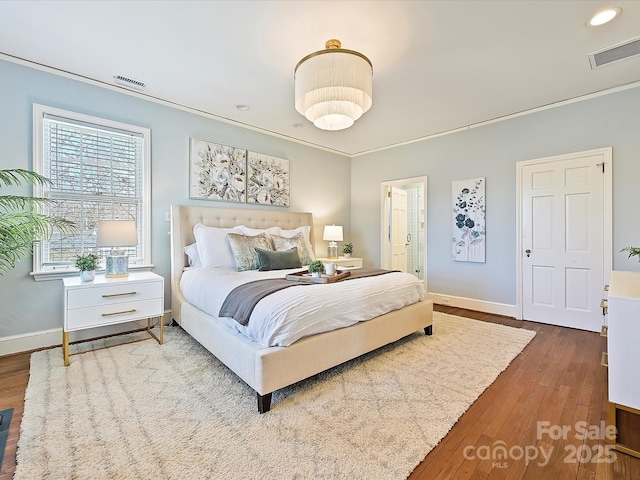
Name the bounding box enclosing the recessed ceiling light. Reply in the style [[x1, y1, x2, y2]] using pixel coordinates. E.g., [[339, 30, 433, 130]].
[[588, 7, 622, 26], [236, 104, 250, 111]]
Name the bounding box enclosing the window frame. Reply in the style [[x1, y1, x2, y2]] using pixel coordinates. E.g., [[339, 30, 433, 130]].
[[31, 104, 152, 281]]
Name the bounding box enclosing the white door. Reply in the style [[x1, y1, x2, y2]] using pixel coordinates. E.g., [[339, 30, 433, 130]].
[[520, 149, 611, 332], [391, 187, 408, 272]]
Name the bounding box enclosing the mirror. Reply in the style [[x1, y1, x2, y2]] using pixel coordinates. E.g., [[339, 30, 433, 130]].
[[380, 176, 427, 282]]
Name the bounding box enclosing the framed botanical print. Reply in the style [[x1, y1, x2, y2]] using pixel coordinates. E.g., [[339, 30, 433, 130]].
[[246, 151, 290, 206], [189, 138, 246, 203], [452, 177, 486, 262]]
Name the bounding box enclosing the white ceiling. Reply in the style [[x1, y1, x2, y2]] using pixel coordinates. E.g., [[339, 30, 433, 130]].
[[1, 1, 640, 156]]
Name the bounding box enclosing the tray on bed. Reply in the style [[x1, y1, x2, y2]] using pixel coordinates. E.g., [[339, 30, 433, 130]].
[[285, 270, 350, 284]]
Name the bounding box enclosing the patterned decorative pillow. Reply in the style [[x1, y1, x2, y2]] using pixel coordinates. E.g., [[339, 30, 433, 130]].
[[226, 233, 273, 271], [280, 226, 315, 261], [239, 225, 282, 249], [271, 232, 315, 266]]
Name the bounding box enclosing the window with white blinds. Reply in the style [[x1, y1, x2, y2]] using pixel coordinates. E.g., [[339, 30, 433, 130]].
[[32, 104, 151, 278]]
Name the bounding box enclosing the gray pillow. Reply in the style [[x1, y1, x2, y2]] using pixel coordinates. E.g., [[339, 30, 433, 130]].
[[256, 247, 302, 271], [227, 233, 273, 271]]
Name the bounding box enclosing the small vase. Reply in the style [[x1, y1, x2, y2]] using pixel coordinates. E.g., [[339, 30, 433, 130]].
[[311, 272, 321, 278], [80, 270, 96, 282], [344, 253, 352, 258]]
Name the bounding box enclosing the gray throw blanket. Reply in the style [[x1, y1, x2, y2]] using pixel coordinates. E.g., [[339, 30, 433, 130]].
[[219, 268, 397, 326]]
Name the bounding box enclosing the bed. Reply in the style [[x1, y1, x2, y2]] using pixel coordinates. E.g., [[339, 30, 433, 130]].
[[170, 204, 433, 413]]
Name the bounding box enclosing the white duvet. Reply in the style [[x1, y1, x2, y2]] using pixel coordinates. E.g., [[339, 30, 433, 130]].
[[180, 267, 425, 347]]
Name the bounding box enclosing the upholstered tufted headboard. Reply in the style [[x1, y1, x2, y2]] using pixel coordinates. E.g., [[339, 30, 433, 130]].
[[169, 204, 314, 323]]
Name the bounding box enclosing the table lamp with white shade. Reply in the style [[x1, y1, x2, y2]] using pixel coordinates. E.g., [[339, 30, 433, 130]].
[[323, 224, 343, 259], [97, 220, 138, 278]]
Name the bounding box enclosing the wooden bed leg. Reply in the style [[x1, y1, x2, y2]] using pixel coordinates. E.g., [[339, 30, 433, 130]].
[[257, 392, 272, 414], [424, 325, 433, 336]]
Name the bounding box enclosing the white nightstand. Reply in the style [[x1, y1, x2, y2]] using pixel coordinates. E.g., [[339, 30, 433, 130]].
[[62, 271, 164, 366], [316, 256, 363, 268]]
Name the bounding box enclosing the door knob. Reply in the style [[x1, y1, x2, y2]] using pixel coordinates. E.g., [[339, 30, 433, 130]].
[[525, 249, 531, 257]]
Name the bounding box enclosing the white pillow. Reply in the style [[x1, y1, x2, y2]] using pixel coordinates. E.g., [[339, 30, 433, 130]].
[[193, 223, 243, 269], [239, 225, 282, 249], [184, 243, 201, 268], [240, 225, 282, 237], [280, 226, 315, 260]]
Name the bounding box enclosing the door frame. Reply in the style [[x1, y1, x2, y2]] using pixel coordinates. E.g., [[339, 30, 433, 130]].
[[515, 147, 613, 320], [380, 176, 428, 285]]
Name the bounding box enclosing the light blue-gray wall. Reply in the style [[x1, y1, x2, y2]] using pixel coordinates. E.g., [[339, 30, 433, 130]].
[[0, 58, 351, 338], [2, 55, 640, 342], [351, 85, 640, 306]]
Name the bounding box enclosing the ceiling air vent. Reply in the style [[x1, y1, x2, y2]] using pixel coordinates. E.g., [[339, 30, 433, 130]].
[[114, 75, 146, 91], [588, 36, 640, 69]]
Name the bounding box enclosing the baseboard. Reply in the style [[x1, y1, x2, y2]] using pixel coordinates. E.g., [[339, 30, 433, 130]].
[[0, 310, 172, 357], [427, 292, 517, 318]]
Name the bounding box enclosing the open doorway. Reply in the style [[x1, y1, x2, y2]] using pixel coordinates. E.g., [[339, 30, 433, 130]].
[[381, 176, 427, 284]]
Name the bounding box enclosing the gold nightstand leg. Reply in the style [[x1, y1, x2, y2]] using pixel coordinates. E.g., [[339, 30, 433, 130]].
[[63, 331, 70, 366], [147, 315, 164, 345]]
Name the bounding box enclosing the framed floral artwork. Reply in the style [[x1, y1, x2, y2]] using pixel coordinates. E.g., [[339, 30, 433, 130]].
[[452, 177, 486, 262], [189, 138, 246, 203], [246, 151, 290, 206]]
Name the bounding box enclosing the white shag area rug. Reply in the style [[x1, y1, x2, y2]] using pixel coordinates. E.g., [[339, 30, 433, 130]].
[[16, 312, 535, 480]]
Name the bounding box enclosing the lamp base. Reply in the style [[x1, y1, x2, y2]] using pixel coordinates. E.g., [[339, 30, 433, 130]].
[[327, 242, 339, 259], [105, 252, 129, 278]]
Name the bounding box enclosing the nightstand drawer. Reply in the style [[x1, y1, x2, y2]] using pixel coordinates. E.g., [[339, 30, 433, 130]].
[[336, 260, 363, 268], [62, 272, 165, 366], [316, 257, 363, 268], [67, 281, 162, 309], [66, 297, 163, 331]]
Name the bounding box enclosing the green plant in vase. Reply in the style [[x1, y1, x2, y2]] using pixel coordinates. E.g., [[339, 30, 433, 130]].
[[75, 253, 100, 281], [74, 253, 100, 271], [342, 242, 353, 257], [308, 260, 325, 277]]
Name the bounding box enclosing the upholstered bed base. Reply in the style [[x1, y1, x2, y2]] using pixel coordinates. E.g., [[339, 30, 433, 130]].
[[179, 297, 433, 412], [170, 204, 434, 413]]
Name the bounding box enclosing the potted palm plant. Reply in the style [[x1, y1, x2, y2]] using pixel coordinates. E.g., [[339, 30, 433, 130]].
[[0, 168, 76, 275]]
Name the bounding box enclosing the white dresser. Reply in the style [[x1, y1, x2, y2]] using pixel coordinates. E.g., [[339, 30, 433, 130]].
[[63, 271, 164, 366], [607, 270, 640, 458]]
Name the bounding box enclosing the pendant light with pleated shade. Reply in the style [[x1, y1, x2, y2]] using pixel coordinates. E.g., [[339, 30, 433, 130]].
[[294, 39, 373, 131]]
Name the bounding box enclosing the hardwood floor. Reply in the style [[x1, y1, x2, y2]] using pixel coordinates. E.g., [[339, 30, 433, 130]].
[[410, 306, 640, 480], [1, 306, 639, 479]]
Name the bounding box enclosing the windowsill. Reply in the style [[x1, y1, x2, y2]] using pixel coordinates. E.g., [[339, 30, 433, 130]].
[[30, 264, 155, 282]]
